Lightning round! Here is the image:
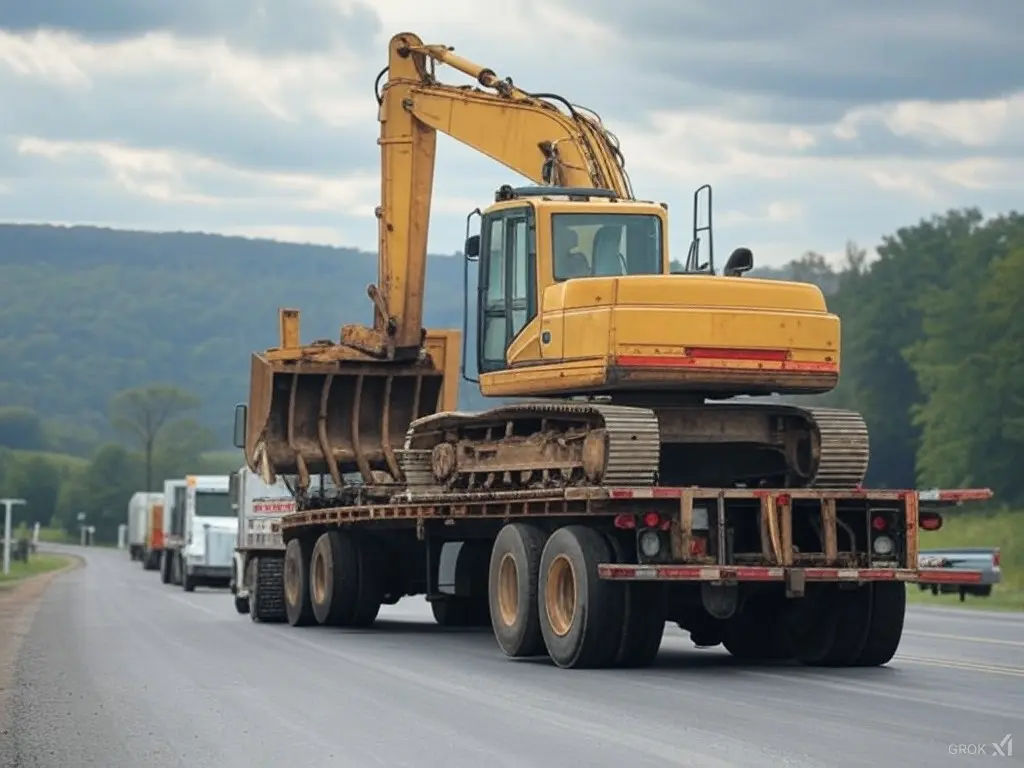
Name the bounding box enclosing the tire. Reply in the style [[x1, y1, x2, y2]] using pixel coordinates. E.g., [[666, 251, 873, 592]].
[[488, 523, 547, 658], [722, 596, 791, 662], [250, 555, 286, 623], [160, 551, 172, 584], [853, 582, 906, 667], [432, 597, 489, 627], [814, 585, 872, 667], [284, 537, 315, 626], [182, 569, 196, 592], [605, 534, 665, 668], [310, 530, 361, 626], [234, 595, 250, 615], [538, 525, 624, 669], [351, 535, 385, 627], [784, 585, 839, 665]]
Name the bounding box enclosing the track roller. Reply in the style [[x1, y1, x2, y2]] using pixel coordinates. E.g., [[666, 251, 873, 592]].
[[538, 525, 625, 669]]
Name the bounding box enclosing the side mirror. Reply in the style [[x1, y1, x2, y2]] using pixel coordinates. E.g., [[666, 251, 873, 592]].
[[465, 234, 480, 260], [723, 247, 753, 277], [232, 403, 247, 449]]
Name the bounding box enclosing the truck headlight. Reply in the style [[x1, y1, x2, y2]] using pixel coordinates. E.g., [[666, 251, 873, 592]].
[[872, 535, 894, 556]]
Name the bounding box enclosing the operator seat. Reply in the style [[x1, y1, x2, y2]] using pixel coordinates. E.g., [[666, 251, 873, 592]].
[[592, 225, 625, 276], [554, 228, 590, 279]]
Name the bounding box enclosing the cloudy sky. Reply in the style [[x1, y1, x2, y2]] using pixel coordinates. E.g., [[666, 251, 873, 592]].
[[1, 0, 1021, 266]]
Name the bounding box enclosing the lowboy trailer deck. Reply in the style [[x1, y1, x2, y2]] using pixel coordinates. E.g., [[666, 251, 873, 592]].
[[262, 482, 991, 670]]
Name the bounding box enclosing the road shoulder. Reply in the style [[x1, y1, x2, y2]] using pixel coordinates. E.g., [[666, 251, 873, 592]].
[[0, 554, 83, 756]]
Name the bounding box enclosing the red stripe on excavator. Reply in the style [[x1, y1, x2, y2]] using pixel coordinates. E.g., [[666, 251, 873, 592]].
[[615, 353, 837, 372], [597, 564, 986, 583]]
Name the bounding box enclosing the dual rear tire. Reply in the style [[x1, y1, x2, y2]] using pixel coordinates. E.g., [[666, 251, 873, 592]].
[[488, 523, 665, 669], [283, 530, 384, 629]]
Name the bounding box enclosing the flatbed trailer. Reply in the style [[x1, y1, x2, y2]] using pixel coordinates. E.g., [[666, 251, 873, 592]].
[[256, 481, 991, 670]]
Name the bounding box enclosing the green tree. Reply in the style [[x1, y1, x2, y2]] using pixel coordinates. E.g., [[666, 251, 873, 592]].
[[54, 443, 144, 542], [153, 417, 219, 481], [0, 406, 47, 450], [4, 455, 62, 526], [905, 213, 1024, 503], [110, 384, 201, 492]]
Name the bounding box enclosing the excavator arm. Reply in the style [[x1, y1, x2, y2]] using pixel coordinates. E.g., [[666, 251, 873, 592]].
[[239, 31, 640, 488], [355, 31, 636, 358]]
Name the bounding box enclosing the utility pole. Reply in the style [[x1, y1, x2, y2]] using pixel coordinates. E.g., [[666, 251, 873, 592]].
[[1, 498, 27, 576]]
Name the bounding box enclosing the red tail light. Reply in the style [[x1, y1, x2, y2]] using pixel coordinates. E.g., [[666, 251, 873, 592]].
[[613, 514, 636, 530], [642, 511, 661, 528], [993, 549, 1001, 568], [919, 511, 943, 531], [871, 515, 888, 531]]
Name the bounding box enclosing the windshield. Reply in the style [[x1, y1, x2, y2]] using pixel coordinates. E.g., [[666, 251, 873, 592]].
[[194, 490, 234, 518], [552, 213, 663, 280]]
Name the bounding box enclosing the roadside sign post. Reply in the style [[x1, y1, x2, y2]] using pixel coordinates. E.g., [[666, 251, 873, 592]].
[[1, 498, 27, 576]]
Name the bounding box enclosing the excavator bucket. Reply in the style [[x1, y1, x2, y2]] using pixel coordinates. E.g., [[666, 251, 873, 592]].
[[242, 310, 460, 489]]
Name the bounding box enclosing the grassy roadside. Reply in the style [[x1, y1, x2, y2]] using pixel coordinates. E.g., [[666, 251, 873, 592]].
[[907, 507, 1022, 612], [0, 553, 75, 589]]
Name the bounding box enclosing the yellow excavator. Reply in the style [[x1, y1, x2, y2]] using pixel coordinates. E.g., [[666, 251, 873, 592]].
[[239, 32, 868, 499]]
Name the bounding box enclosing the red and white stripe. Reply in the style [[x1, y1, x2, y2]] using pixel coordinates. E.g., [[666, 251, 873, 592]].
[[597, 564, 984, 584]]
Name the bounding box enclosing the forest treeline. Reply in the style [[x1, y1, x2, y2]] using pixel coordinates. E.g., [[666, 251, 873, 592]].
[[0, 207, 1021, 542]]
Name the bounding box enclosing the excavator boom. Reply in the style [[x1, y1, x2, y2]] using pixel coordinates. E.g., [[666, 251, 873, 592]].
[[240, 32, 641, 488], [370, 32, 636, 355]]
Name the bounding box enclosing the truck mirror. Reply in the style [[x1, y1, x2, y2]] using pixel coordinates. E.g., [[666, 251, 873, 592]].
[[723, 247, 753, 276], [233, 404, 247, 449], [464, 234, 480, 260]]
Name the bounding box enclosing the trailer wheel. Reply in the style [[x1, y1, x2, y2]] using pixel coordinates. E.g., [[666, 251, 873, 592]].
[[432, 597, 489, 627], [310, 530, 361, 626], [605, 534, 665, 668], [814, 585, 873, 667], [784, 585, 839, 665], [351, 535, 385, 627], [182, 569, 196, 592], [284, 537, 316, 626], [722, 596, 790, 662], [852, 582, 906, 667], [539, 525, 624, 669], [160, 551, 172, 584], [488, 523, 547, 658]]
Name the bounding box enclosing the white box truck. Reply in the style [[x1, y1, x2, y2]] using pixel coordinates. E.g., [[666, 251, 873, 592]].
[[128, 491, 163, 568], [181, 474, 236, 592]]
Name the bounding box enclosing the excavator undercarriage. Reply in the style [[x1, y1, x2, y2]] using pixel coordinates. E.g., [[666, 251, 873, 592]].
[[398, 400, 869, 494]]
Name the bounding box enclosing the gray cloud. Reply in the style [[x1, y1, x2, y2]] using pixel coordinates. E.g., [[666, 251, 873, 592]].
[[564, 0, 1023, 119], [0, 0, 381, 55]]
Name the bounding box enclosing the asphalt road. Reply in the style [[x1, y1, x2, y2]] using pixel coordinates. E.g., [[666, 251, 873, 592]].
[[7, 545, 1023, 768]]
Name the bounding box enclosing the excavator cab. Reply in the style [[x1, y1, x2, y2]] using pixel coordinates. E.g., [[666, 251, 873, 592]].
[[462, 184, 840, 401]]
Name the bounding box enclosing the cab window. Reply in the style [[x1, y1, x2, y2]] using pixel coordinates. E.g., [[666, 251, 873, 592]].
[[551, 213, 663, 280], [478, 208, 537, 373]]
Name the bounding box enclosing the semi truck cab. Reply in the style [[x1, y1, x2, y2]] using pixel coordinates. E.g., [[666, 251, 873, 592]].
[[181, 474, 236, 592]]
